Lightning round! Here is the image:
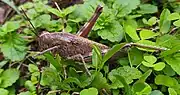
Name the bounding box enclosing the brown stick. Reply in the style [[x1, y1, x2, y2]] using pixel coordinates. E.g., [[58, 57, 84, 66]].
[[76, 5, 103, 37]]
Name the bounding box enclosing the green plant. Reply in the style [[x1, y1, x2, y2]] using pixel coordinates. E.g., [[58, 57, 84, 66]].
[[1, 0, 180, 94]]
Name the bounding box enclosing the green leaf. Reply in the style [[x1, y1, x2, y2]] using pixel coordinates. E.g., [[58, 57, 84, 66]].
[[153, 62, 166, 71], [159, 9, 171, 34], [63, 77, 82, 87], [80, 87, 98, 95], [47, 7, 63, 17], [28, 64, 38, 73], [113, 0, 140, 17], [92, 44, 103, 70], [44, 53, 62, 71], [138, 4, 158, 14], [163, 65, 176, 76], [133, 82, 152, 95], [129, 48, 144, 65], [108, 66, 142, 88], [25, 80, 36, 92], [156, 34, 180, 48], [142, 61, 154, 67], [125, 25, 140, 40], [155, 75, 178, 87], [168, 13, 180, 20], [140, 29, 158, 40], [136, 69, 152, 83], [0, 69, 20, 88], [144, 55, 157, 64], [1, 33, 27, 61], [148, 17, 157, 26], [164, 53, 180, 75], [114, 75, 132, 95], [168, 88, 177, 95], [160, 44, 180, 57], [102, 43, 125, 64], [0, 21, 20, 36], [90, 72, 110, 90], [98, 21, 124, 42], [40, 67, 61, 87], [0, 60, 8, 68], [0, 88, 9, 95], [150, 90, 163, 95], [173, 19, 180, 27]]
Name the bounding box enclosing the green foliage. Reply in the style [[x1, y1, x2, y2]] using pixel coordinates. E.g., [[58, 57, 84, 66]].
[[108, 66, 142, 88], [80, 87, 98, 95], [1, 0, 180, 94], [0, 69, 20, 88]]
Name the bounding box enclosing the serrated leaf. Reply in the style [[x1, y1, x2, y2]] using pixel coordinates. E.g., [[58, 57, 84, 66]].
[[155, 75, 178, 87], [153, 62, 166, 71], [159, 9, 171, 34], [173, 19, 180, 27], [0, 88, 9, 95], [164, 53, 180, 75], [140, 29, 158, 40], [125, 25, 140, 40], [138, 4, 158, 14], [1, 33, 27, 61], [90, 72, 110, 90], [98, 21, 124, 42], [80, 87, 98, 95], [108, 66, 142, 88], [0, 69, 20, 88], [40, 67, 61, 87], [113, 0, 140, 17], [168, 13, 180, 20], [0, 21, 20, 36]]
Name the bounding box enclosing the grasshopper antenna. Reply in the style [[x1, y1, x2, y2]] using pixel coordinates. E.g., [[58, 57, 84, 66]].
[[76, 5, 103, 37], [21, 8, 38, 37]]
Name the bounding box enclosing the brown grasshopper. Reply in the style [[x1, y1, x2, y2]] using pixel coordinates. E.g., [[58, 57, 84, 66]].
[[22, 5, 126, 62]]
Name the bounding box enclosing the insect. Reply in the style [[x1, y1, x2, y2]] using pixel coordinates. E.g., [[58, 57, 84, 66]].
[[37, 5, 112, 62]]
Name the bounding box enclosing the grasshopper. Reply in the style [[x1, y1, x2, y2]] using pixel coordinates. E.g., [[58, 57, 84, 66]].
[[22, 5, 126, 62], [38, 5, 112, 62]]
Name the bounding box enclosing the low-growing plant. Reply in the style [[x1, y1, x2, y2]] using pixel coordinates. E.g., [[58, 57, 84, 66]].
[[1, 0, 180, 95]]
